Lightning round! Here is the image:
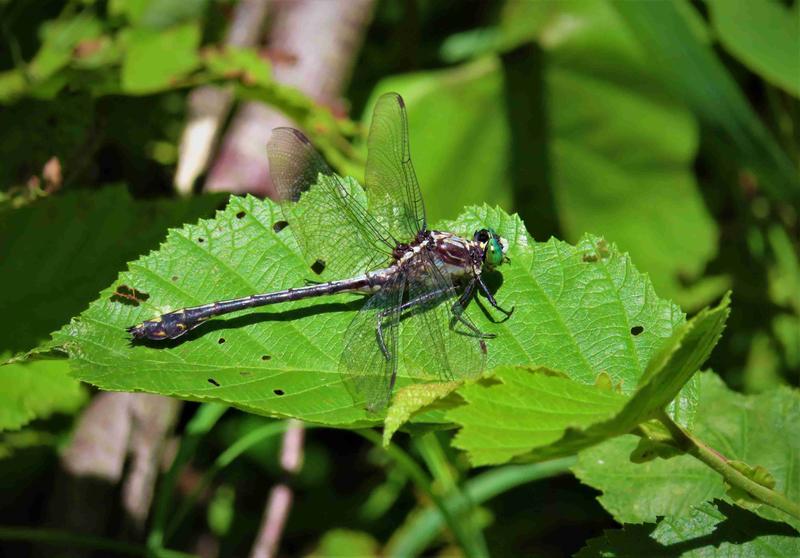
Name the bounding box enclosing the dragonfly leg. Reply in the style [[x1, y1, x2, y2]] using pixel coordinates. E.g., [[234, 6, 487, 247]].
[[376, 316, 392, 361], [449, 280, 496, 339], [375, 287, 456, 359], [476, 274, 514, 321]]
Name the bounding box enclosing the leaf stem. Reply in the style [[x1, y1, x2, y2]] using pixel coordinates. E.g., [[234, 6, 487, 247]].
[[655, 409, 800, 521]]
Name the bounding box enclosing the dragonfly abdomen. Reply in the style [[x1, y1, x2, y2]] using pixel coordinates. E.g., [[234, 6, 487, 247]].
[[128, 272, 388, 341]]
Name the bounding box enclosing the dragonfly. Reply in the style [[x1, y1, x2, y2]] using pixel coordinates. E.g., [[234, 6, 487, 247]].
[[128, 92, 513, 411]]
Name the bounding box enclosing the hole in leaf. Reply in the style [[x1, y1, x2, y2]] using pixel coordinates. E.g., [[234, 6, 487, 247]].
[[208, 378, 220, 387], [261, 355, 271, 361], [273, 389, 284, 396], [236, 211, 246, 219], [311, 259, 326, 275], [630, 326, 644, 336], [218, 338, 226, 344], [272, 220, 289, 233], [110, 285, 150, 306]]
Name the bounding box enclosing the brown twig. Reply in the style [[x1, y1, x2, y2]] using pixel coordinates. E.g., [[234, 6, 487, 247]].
[[205, 0, 375, 197], [249, 419, 305, 558]]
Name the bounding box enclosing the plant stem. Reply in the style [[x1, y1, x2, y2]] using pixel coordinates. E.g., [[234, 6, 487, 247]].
[[357, 429, 485, 558], [387, 457, 576, 557], [0, 526, 193, 558], [656, 409, 800, 521]]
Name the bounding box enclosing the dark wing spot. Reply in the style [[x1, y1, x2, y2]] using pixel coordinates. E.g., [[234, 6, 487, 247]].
[[310, 259, 326, 275], [261, 355, 271, 361], [273, 389, 285, 396], [630, 326, 644, 336], [290, 129, 311, 144], [236, 211, 246, 219], [218, 337, 226, 344], [198, 237, 205, 243], [272, 220, 289, 233], [208, 378, 220, 387], [171, 275, 179, 281], [582, 253, 598, 263], [110, 285, 151, 306], [240, 371, 251, 376]]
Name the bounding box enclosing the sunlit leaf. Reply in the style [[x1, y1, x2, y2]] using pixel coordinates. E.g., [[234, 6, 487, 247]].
[[575, 372, 800, 529], [708, 0, 800, 98], [51, 181, 687, 428], [577, 501, 800, 557], [447, 295, 727, 465], [0, 359, 87, 432], [121, 23, 201, 93]]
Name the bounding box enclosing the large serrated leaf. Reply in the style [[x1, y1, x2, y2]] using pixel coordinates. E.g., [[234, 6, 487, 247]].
[[448, 295, 728, 465], [574, 372, 800, 529], [53, 182, 687, 427], [577, 501, 800, 557]]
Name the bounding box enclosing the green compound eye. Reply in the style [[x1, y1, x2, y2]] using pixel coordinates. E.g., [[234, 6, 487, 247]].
[[487, 236, 504, 267]]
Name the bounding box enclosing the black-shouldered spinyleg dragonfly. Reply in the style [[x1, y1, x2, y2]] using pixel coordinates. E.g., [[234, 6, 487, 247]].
[[128, 92, 513, 411]]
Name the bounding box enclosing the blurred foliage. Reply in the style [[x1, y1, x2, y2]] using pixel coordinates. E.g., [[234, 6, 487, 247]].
[[0, 0, 798, 557]]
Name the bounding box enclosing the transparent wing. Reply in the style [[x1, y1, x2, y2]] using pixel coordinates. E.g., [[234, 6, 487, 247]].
[[366, 92, 427, 241], [402, 251, 486, 385], [341, 253, 487, 412], [268, 127, 397, 277], [340, 272, 405, 412]]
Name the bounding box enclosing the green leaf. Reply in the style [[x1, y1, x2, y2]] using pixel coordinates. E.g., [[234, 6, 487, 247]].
[[708, 0, 800, 98], [29, 14, 104, 81], [574, 372, 800, 529], [575, 434, 720, 525], [0, 359, 87, 432], [0, 187, 225, 354], [613, 0, 800, 204], [51, 184, 687, 427], [421, 0, 721, 308], [309, 529, 379, 558], [121, 23, 201, 93], [577, 501, 800, 557], [383, 382, 461, 447], [449, 367, 628, 466], [206, 484, 235, 536], [448, 295, 729, 465], [504, 0, 719, 308], [204, 46, 272, 87]]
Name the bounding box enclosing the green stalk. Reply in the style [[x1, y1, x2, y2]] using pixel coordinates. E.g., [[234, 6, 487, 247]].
[[387, 457, 576, 557], [0, 526, 194, 558], [413, 433, 488, 557], [656, 409, 800, 521], [357, 429, 485, 558], [148, 403, 228, 552], [164, 420, 295, 540]]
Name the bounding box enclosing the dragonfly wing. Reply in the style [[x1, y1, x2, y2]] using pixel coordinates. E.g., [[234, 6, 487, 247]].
[[366, 92, 427, 240], [268, 127, 396, 277], [402, 251, 486, 384], [340, 272, 405, 412]]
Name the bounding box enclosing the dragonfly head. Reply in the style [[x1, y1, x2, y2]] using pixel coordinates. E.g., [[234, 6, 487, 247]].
[[474, 228, 509, 269]]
